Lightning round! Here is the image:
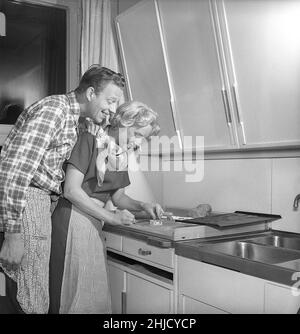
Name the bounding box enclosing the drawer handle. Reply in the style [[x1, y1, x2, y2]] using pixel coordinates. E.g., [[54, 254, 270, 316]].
[[138, 248, 152, 256]]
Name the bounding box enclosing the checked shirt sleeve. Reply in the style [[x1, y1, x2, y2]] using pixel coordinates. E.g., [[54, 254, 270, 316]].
[[0, 103, 65, 233]]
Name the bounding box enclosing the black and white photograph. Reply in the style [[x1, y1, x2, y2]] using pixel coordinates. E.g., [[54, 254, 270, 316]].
[[0, 0, 300, 317]]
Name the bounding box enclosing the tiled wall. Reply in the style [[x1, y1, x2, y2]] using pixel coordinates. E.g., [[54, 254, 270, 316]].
[[137, 157, 300, 234], [125, 155, 163, 204], [271, 158, 300, 233]]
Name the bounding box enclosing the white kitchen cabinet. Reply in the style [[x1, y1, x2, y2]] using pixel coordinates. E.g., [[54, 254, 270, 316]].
[[115, 0, 180, 153], [216, 0, 300, 148], [116, 0, 300, 152], [178, 256, 300, 314], [264, 282, 300, 314], [126, 272, 174, 314], [178, 256, 265, 314], [180, 295, 229, 314], [157, 0, 237, 150], [107, 257, 174, 314], [107, 263, 124, 314], [105, 231, 175, 314]]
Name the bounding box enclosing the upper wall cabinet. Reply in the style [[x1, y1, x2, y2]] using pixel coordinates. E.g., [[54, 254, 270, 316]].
[[116, 0, 300, 153], [115, 0, 181, 153], [215, 0, 300, 148], [158, 0, 237, 151]]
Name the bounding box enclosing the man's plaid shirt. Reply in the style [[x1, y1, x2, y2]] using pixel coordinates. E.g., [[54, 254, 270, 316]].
[[0, 91, 80, 233]]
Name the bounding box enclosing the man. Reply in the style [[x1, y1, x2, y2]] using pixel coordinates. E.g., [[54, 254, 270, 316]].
[[0, 66, 131, 314]]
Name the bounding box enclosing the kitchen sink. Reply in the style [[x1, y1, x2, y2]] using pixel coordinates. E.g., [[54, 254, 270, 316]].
[[246, 235, 300, 252], [204, 240, 300, 264]]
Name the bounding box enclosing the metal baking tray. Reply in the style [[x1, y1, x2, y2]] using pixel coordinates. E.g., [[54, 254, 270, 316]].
[[175, 211, 281, 229]]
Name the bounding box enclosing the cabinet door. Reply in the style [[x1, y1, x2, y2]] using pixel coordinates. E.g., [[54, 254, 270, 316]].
[[107, 263, 125, 314], [265, 283, 300, 314], [126, 273, 173, 314], [178, 256, 264, 314], [116, 0, 179, 153], [180, 295, 229, 314], [218, 0, 300, 148], [158, 0, 236, 150]]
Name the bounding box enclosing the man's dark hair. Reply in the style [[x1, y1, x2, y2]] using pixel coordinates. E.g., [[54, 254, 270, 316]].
[[75, 65, 125, 94]]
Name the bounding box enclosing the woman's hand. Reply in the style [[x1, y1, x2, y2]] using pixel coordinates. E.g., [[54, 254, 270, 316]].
[[140, 202, 164, 219], [113, 209, 135, 225]]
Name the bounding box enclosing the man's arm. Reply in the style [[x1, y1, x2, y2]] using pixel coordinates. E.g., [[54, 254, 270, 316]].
[[0, 104, 64, 267], [0, 104, 64, 233]]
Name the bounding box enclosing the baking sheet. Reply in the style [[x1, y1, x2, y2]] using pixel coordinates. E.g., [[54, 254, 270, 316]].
[[175, 211, 281, 229]]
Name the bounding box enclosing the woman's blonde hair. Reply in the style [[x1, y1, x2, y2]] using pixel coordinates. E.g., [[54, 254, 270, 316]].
[[111, 101, 160, 137]]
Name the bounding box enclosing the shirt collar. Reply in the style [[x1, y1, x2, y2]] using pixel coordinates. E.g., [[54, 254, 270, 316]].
[[66, 91, 81, 119]]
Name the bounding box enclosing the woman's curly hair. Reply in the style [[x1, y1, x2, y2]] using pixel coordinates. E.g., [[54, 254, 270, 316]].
[[110, 101, 160, 138]]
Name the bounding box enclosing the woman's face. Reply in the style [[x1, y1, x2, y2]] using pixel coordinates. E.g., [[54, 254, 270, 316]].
[[112, 124, 154, 151], [128, 124, 153, 148]]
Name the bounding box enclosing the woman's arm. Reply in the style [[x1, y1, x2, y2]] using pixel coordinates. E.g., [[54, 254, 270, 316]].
[[63, 164, 134, 225], [111, 188, 164, 219]]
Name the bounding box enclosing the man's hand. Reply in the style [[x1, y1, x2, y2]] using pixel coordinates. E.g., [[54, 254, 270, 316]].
[[140, 202, 164, 219], [0, 233, 25, 272]]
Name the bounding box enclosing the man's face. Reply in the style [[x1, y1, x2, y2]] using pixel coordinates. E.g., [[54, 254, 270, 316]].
[[87, 83, 123, 125]]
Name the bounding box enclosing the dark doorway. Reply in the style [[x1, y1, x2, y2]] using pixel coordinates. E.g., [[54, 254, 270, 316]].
[[0, 0, 66, 124]]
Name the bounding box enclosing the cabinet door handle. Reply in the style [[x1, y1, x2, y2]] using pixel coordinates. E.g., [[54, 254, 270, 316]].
[[169, 100, 183, 150], [169, 100, 178, 134], [155, 0, 183, 150], [221, 89, 232, 124], [232, 85, 246, 145], [116, 21, 133, 100], [138, 248, 152, 256], [121, 291, 126, 314], [221, 89, 235, 145]]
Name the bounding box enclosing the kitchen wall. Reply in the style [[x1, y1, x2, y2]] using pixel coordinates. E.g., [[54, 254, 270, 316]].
[[113, 0, 300, 234], [125, 148, 300, 234], [128, 154, 300, 234], [142, 157, 300, 234]]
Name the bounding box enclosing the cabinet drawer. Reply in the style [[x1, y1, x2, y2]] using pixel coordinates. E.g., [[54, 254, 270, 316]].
[[123, 238, 174, 269], [104, 232, 122, 251]]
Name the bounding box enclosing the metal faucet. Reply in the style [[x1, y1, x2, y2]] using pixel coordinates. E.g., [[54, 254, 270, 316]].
[[293, 194, 300, 210]]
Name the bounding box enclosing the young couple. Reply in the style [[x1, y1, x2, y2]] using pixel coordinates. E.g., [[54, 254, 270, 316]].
[[0, 65, 163, 314]]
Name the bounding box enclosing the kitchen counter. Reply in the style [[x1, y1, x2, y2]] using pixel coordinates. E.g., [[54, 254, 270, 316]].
[[103, 210, 273, 247], [104, 215, 300, 313], [103, 211, 300, 288], [104, 222, 300, 313], [175, 229, 300, 287], [103, 222, 174, 248]]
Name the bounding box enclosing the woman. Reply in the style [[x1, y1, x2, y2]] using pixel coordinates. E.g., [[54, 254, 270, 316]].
[[49, 101, 162, 314]]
